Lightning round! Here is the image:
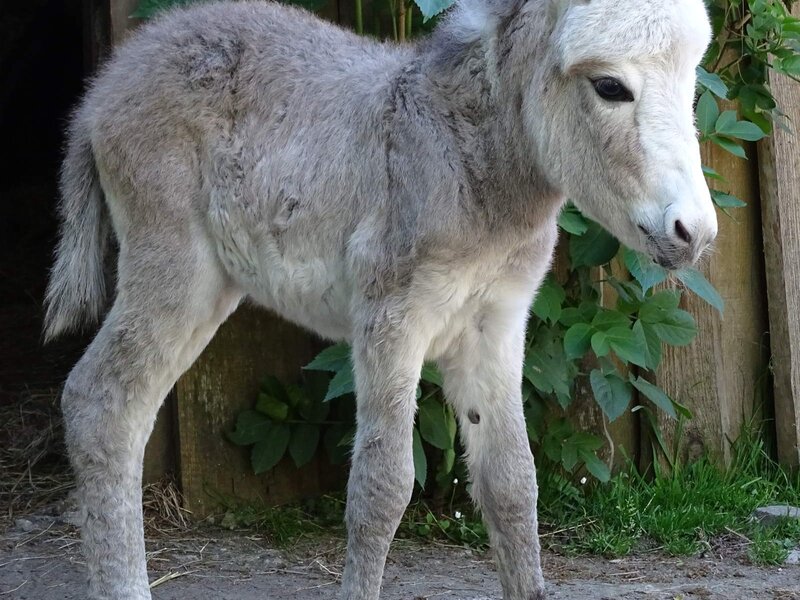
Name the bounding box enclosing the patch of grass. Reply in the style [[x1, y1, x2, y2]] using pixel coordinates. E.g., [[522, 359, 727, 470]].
[[540, 429, 800, 561], [215, 494, 346, 547]]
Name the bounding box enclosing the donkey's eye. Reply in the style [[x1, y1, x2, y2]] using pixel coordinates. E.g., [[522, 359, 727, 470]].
[[592, 77, 634, 102]]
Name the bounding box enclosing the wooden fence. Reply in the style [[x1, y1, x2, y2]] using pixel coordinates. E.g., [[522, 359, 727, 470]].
[[90, 0, 800, 516]]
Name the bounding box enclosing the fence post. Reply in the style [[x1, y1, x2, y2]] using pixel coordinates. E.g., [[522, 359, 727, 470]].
[[758, 22, 800, 467]]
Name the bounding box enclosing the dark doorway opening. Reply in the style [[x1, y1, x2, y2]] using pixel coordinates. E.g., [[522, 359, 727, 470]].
[[1, 1, 89, 403]]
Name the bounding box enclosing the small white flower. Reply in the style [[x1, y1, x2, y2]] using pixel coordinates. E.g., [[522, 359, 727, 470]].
[[455, 511, 462, 519], [580, 477, 587, 485], [453, 478, 459, 485]]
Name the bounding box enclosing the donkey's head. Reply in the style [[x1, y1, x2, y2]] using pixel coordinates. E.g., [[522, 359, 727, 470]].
[[522, 0, 717, 269]]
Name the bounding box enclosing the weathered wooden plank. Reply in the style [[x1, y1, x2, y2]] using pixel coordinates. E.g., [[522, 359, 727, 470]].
[[109, 0, 141, 44], [175, 306, 333, 517], [654, 137, 768, 466], [758, 28, 800, 467]]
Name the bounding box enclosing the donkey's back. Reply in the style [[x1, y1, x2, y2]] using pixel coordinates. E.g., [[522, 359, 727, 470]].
[[48, 1, 416, 341]]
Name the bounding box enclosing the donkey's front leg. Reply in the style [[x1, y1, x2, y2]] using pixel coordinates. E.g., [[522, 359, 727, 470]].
[[440, 301, 545, 600], [340, 312, 426, 600]]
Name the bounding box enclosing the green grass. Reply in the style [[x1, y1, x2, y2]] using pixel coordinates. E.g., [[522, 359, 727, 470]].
[[213, 430, 800, 564], [539, 431, 800, 564]]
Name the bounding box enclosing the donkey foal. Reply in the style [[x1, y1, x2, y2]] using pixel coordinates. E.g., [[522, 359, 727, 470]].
[[46, 0, 717, 598]]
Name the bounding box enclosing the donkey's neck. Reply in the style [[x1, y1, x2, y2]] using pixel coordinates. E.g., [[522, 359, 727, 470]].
[[419, 5, 564, 232]]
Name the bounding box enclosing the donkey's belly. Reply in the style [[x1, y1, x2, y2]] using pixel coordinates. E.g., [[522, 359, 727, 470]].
[[252, 246, 353, 341], [212, 222, 354, 341]]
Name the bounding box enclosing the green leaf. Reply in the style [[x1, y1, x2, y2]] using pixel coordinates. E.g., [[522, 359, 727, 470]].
[[711, 135, 747, 158], [696, 66, 729, 98], [591, 309, 631, 331], [304, 343, 351, 372], [623, 248, 668, 292], [131, 0, 202, 18], [412, 427, 427, 489], [696, 91, 720, 136], [418, 398, 454, 450], [715, 110, 738, 135], [420, 363, 443, 387], [562, 439, 579, 471], [702, 165, 726, 181], [635, 320, 662, 371], [570, 220, 620, 268], [605, 325, 649, 368], [227, 410, 273, 446], [715, 114, 766, 141], [650, 310, 697, 346], [532, 277, 566, 323], [711, 190, 747, 208], [251, 424, 291, 474], [676, 268, 724, 314], [413, 0, 455, 21], [630, 376, 677, 419], [591, 331, 610, 357], [590, 369, 632, 422], [255, 393, 290, 422], [579, 449, 611, 482], [639, 290, 681, 324], [558, 205, 589, 235], [288, 423, 320, 468], [564, 323, 594, 359], [324, 365, 355, 402]]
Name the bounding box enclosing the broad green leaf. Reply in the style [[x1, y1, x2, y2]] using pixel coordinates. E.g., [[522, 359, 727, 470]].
[[559, 302, 598, 327], [630, 376, 677, 419], [564, 323, 594, 359], [579, 449, 611, 482], [650, 310, 697, 346], [591, 309, 631, 331], [639, 290, 681, 324], [412, 427, 427, 489], [702, 165, 726, 181], [255, 393, 289, 422], [562, 439, 579, 471], [420, 363, 443, 387], [324, 366, 355, 401], [532, 277, 566, 323], [591, 331, 610, 357], [696, 66, 729, 98], [635, 320, 662, 371], [251, 424, 291, 474], [558, 205, 589, 235], [676, 268, 724, 314], [304, 343, 351, 372], [623, 248, 668, 292], [227, 410, 273, 446], [570, 221, 620, 267], [589, 369, 632, 422], [605, 325, 649, 368], [413, 0, 455, 21], [418, 398, 453, 450], [288, 423, 320, 468], [716, 114, 766, 141], [711, 190, 747, 208], [590, 369, 632, 422], [711, 135, 747, 158], [714, 110, 738, 135], [295, 384, 330, 423], [696, 91, 720, 136]]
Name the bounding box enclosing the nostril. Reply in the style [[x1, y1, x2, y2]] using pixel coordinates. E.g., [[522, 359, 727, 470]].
[[674, 220, 692, 245]]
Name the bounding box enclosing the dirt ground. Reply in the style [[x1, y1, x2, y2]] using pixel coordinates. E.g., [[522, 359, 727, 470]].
[[2, 510, 799, 600]]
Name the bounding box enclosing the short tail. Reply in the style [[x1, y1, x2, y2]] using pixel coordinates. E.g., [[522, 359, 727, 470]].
[[43, 112, 109, 342]]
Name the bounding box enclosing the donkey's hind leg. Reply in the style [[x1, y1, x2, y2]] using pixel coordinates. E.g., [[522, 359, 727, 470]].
[[62, 229, 240, 600]]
